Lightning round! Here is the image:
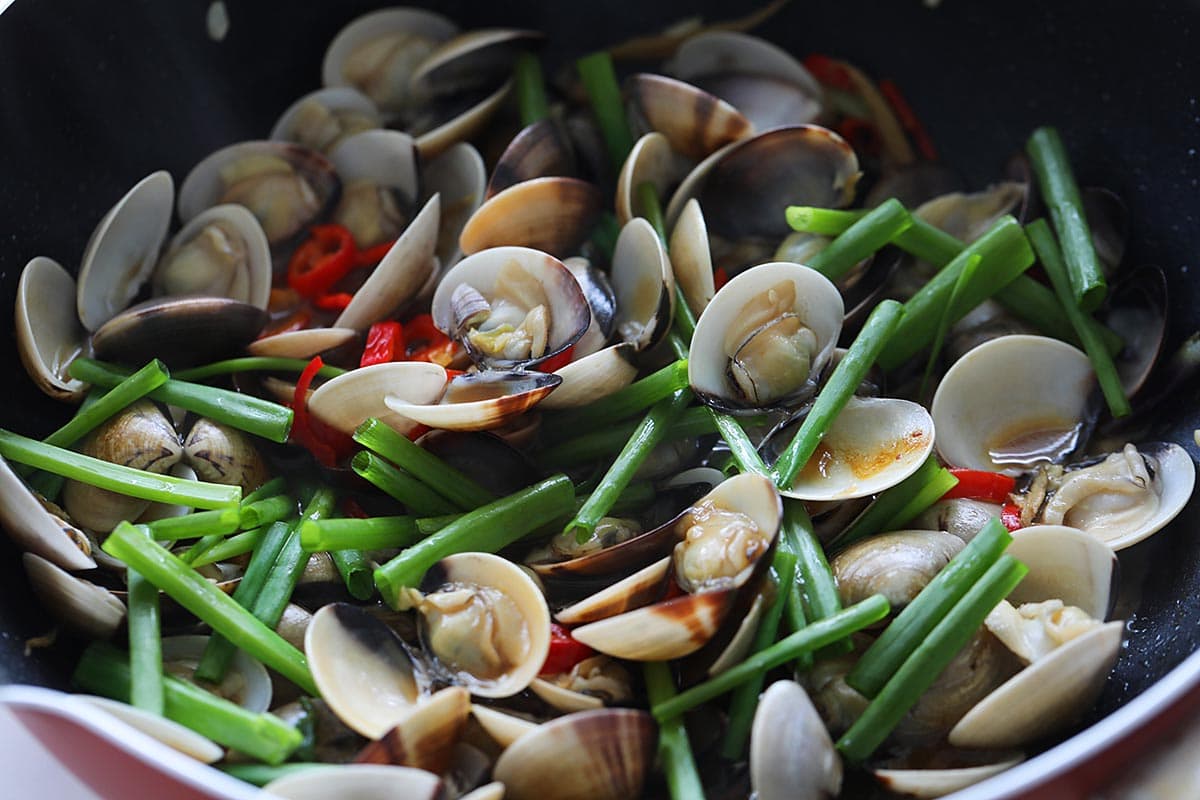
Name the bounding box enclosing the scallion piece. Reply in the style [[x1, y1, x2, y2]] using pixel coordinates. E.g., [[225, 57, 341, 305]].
[[540, 359, 689, 440], [330, 549, 375, 600], [837, 554, 1027, 763], [637, 180, 669, 244], [576, 51, 634, 170], [172, 357, 345, 382], [70, 358, 294, 443], [1027, 218, 1131, 418], [652, 595, 891, 722], [126, 528, 163, 715], [644, 661, 705, 800], [416, 513, 462, 535], [564, 388, 692, 541], [833, 455, 943, 551], [919, 254, 981, 397], [539, 406, 716, 468], [1026, 127, 1107, 311], [101, 522, 317, 696], [240, 494, 298, 530], [43, 359, 170, 452], [846, 518, 1012, 698], [805, 199, 913, 281], [374, 474, 576, 607], [514, 51, 549, 127], [879, 467, 959, 532], [350, 451, 458, 517], [0, 429, 241, 509], [299, 516, 422, 552], [876, 217, 1034, 371], [709, 409, 771, 476], [782, 502, 846, 638], [187, 529, 262, 568], [354, 418, 496, 511], [144, 507, 241, 541], [74, 642, 302, 765], [772, 300, 905, 490], [252, 490, 337, 630]]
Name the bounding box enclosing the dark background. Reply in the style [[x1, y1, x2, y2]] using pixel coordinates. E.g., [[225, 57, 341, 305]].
[[0, 0, 1197, 776]]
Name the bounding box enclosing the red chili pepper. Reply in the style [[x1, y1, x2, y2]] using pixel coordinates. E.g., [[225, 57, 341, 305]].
[[539, 623, 595, 676], [942, 469, 1018, 504], [879, 79, 939, 162], [405, 424, 431, 442], [354, 238, 398, 267], [802, 53, 854, 91], [534, 345, 575, 374], [713, 266, 730, 292], [404, 314, 459, 365], [342, 498, 370, 519], [312, 292, 354, 311], [289, 356, 356, 468], [287, 225, 357, 298], [360, 321, 406, 367], [1000, 502, 1024, 533], [836, 117, 882, 158]]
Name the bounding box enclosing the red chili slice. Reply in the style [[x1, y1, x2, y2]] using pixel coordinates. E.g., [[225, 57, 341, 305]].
[[1000, 502, 1025, 533], [289, 356, 356, 468], [360, 321, 406, 367], [287, 225, 357, 298], [539, 623, 596, 676], [942, 469, 1017, 504]]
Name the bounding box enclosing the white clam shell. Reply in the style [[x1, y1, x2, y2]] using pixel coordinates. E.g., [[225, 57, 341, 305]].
[[334, 193, 440, 332], [157, 204, 272, 309], [615, 132, 688, 226], [415, 79, 513, 160], [780, 397, 935, 502], [422, 141, 487, 268], [309, 361, 448, 437], [0, 457, 95, 570], [264, 764, 442, 800], [669, 198, 715, 319], [1007, 525, 1118, 620], [385, 371, 559, 432], [750, 680, 842, 800], [538, 344, 638, 411], [160, 635, 272, 714], [247, 327, 359, 359], [79, 696, 224, 764], [270, 86, 382, 147], [873, 758, 1024, 799], [948, 620, 1124, 750], [470, 704, 538, 748], [931, 335, 1094, 475], [667, 31, 822, 98], [77, 170, 174, 331], [689, 261, 843, 410], [528, 678, 605, 712], [23, 552, 119, 638], [610, 217, 675, 351], [16, 256, 89, 401], [328, 128, 419, 204]]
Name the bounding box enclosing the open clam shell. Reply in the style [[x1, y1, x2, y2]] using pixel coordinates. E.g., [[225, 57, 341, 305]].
[[470, 704, 538, 748], [247, 327, 359, 359], [626, 73, 754, 161], [309, 361, 448, 437], [355, 686, 471, 775], [689, 261, 843, 411], [90, 296, 268, 368], [178, 141, 339, 248], [873, 759, 1024, 799], [153, 204, 272, 310], [327, 129, 421, 245], [615, 132, 689, 226], [778, 397, 935, 502], [564, 256, 617, 358], [669, 198, 716, 319], [750, 680, 842, 800], [270, 86, 382, 153], [931, 335, 1094, 475], [16, 256, 89, 401], [264, 764, 442, 800], [79, 695, 224, 764], [160, 635, 272, 713], [422, 141, 486, 268], [305, 603, 421, 740], [486, 118, 577, 198], [385, 370, 559, 432], [76, 170, 174, 331], [410, 28, 541, 97], [491, 709, 656, 800], [458, 177, 603, 259], [431, 246, 590, 369], [412, 78, 513, 159], [321, 7, 459, 116], [610, 217, 675, 352], [667, 30, 822, 97], [416, 552, 550, 698], [23, 552, 121, 638], [537, 344, 638, 410], [1007, 525, 1118, 620], [915, 182, 1028, 244], [0, 458, 95, 570]]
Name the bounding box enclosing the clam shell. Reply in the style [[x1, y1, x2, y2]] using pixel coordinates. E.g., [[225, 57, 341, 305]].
[[270, 86, 382, 151], [779, 397, 935, 502], [422, 142, 486, 268], [247, 327, 359, 359], [410, 29, 541, 97], [328, 129, 420, 206], [916, 182, 1027, 244], [23, 552, 120, 638], [626, 73, 754, 161], [355, 686, 471, 775], [528, 678, 605, 712], [305, 603, 421, 740], [417, 552, 550, 698], [160, 635, 272, 713], [77, 170, 174, 331], [469, 704, 538, 748], [931, 335, 1094, 475], [1096, 442, 1195, 550], [695, 73, 823, 133], [264, 764, 442, 800], [90, 296, 268, 368], [666, 31, 822, 97], [458, 177, 603, 259], [461, 782, 505, 800], [154, 204, 272, 310], [669, 199, 715, 319], [413, 79, 513, 160], [564, 256, 617, 357], [334, 194, 440, 332], [16, 256, 89, 401], [79, 696, 224, 764], [873, 759, 1024, 799], [831, 530, 964, 615], [431, 246, 590, 369], [750, 680, 842, 800], [1007, 525, 1118, 620], [610, 217, 675, 351], [385, 371, 559, 432], [309, 361, 448, 437], [948, 620, 1124, 750], [615, 132, 688, 226], [487, 118, 576, 198], [491, 709, 656, 800], [689, 261, 843, 411], [554, 556, 672, 625], [537, 344, 638, 411]]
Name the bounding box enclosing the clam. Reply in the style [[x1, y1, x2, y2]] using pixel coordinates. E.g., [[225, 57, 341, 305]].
[[247, 327, 360, 359], [431, 246, 590, 369], [486, 118, 577, 198], [530, 655, 633, 711], [75, 170, 174, 332], [669, 199, 715, 319], [90, 296, 268, 368], [689, 261, 843, 411], [79, 695, 224, 764], [458, 177, 604, 259], [410, 78, 513, 160], [61, 400, 183, 532], [327, 129, 419, 249], [422, 141, 487, 268], [264, 764, 442, 800], [915, 182, 1028, 244], [615, 132, 689, 227], [932, 335, 1094, 474], [911, 498, 1004, 543], [23, 552, 123, 638], [384, 370, 560, 432], [491, 709, 656, 800], [160, 635, 273, 713], [410, 28, 541, 98], [151, 204, 272, 309], [609, 217, 675, 352], [873, 758, 1024, 799], [469, 704, 539, 748], [537, 344, 639, 411], [568, 473, 781, 660], [181, 417, 270, 492], [411, 552, 550, 698], [309, 361, 448, 437], [750, 680, 842, 800], [15, 256, 89, 401], [0, 460, 95, 570], [626, 73, 754, 161], [1006, 525, 1118, 620], [178, 141, 339, 248], [321, 7, 459, 117], [270, 86, 382, 153], [831, 530, 964, 615], [355, 686, 471, 775]]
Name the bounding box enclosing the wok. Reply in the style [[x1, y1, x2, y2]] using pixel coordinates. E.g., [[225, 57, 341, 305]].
[[0, 0, 1198, 797]]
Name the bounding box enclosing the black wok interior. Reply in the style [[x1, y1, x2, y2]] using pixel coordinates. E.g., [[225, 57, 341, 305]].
[[1, 0, 1198, 781]]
